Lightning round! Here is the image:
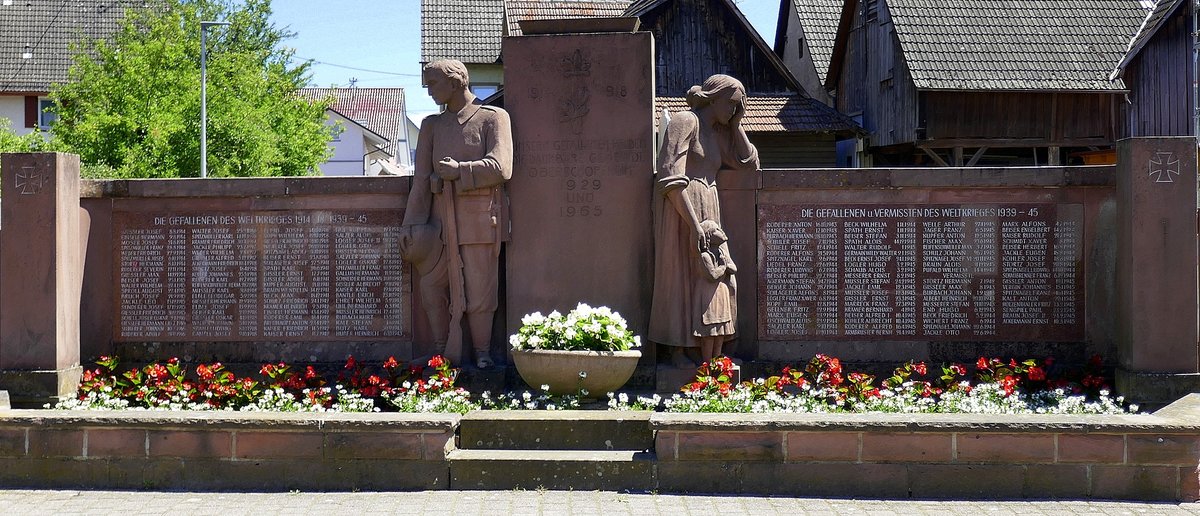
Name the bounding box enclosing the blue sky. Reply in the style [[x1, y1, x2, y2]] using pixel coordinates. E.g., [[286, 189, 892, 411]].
[[269, 0, 782, 121]]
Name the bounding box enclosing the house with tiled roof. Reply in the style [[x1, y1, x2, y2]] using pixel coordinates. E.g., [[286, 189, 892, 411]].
[[826, 0, 1148, 166], [299, 87, 416, 176], [0, 0, 142, 135], [1111, 0, 1195, 138], [421, 0, 507, 98], [422, 0, 861, 167], [773, 0, 841, 107]]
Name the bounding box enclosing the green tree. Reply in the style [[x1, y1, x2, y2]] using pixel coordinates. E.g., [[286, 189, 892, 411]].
[[50, 0, 332, 178], [0, 121, 54, 156]]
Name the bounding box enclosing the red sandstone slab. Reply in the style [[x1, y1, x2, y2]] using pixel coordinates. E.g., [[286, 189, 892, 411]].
[[1127, 434, 1200, 466], [1091, 465, 1181, 500], [148, 430, 232, 458], [502, 32, 655, 341], [0, 429, 25, 457], [785, 431, 859, 462], [675, 431, 783, 461], [1057, 433, 1125, 464], [860, 432, 952, 462], [234, 431, 324, 459], [86, 429, 147, 457], [324, 431, 423, 460], [955, 433, 1055, 463]]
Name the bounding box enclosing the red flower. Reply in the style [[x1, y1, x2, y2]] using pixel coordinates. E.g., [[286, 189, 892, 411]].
[[304, 366, 319, 380], [383, 356, 399, 370], [950, 364, 966, 376], [1000, 375, 1018, 396], [913, 362, 927, 375], [344, 355, 357, 370], [976, 357, 989, 370], [428, 355, 446, 369], [1027, 366, 1046, 381], [260, 363, 275, 376], [196, 364, 215, 381]]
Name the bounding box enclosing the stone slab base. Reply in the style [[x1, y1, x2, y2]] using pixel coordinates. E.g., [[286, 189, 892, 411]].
[[0, 366, 82, 408], [1116, 368, 1200, 408]]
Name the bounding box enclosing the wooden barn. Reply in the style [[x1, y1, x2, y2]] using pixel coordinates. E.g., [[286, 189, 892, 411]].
[[826, 0, 1148, 167], [625, 0, 860, 167], [773, 0, 842, 107], [1112, 0, 1196, 138], [420, 0, 861, 167]]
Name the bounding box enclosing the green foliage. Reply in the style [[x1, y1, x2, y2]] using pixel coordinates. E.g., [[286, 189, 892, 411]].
[[0, 119, 57, 155], [49, 0, 332, 178]]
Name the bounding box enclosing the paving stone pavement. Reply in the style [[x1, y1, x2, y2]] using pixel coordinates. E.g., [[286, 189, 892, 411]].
[[1, 490, 1200, 515]]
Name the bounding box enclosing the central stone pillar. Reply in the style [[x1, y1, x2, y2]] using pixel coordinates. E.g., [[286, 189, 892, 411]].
[[0, 152, 88, 406], [502, 28, 655, 358]]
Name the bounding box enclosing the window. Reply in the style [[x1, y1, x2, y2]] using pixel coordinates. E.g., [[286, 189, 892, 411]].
[[471, 84, 499, 100], [37, 98, 56, 129], [797, 37, 805, 59]]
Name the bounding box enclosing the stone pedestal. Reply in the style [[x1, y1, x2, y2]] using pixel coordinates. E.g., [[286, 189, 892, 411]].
[[502, 32, 655, 349], [0, 153, 87, 406], [1115, 138, 1199, 404]]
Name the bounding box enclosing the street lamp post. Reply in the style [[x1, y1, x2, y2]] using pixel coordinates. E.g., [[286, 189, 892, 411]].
[[200, 21, 229, 178]]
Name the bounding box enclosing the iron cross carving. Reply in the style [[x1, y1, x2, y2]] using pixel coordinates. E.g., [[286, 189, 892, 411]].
[[1148, 150, 1181, 183], [15, 166, 48, 195]]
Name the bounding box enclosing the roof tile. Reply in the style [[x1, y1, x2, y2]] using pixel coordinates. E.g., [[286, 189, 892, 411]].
[[886, 0, 1148, 91]]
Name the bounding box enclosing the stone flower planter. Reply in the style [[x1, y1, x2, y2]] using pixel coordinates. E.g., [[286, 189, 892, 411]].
[[510, 348, 642, 396]]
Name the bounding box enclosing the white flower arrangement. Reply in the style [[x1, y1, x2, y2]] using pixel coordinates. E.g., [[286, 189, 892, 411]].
[[509, 303, 642, 352]]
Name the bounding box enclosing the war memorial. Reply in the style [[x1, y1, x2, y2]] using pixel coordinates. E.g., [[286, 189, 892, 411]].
[[0, 19, 1199, 500]]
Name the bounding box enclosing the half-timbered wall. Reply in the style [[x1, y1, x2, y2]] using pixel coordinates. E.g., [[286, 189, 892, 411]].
[[640, 0, 795, 95], [1125, 4, 1195, 137]]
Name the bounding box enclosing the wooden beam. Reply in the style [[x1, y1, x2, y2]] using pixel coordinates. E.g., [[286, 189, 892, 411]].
[[952, 147, 964, 167], [966, 147, 988, 167], [915, 137, 1111, 148], [1048, 146, 1061, 166], [921, 147, 950, 167]]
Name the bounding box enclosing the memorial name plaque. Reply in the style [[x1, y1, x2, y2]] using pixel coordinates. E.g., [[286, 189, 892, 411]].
[[758, 204, 1083, 341], [114, 210, 407, 341]]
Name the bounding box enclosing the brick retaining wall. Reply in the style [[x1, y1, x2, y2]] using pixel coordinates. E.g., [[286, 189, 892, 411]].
[[652, 394, 1200, 501], [1, 395, 1197, 499], [0, 411, 456, 491]]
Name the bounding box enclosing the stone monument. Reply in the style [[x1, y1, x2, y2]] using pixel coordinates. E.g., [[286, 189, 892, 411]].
[[0, 153, 87, 406], [503, 25, 655, 353], [1115, 136, 1200, 404], [401, 59, 513, 369]]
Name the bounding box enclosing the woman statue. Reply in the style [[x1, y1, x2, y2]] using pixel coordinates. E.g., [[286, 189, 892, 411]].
[[650, 74, 760, 368]]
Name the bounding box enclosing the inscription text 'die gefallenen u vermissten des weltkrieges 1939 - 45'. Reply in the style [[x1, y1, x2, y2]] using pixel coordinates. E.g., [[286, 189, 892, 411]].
[[760, 204, 1082, 341]]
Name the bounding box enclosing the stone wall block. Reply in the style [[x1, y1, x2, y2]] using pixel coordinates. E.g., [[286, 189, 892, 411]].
[[860, 433, 952, 462], [147, 430, 232, 459], [955, 433, 1055, 463], [785, 431, 860, 462], [675, 431, 783, 461], [1057, 433, 1125, 464]]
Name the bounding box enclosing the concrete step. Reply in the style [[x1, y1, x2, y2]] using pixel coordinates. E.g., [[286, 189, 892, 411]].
[[458, 410, 653, 451], [447, 449, 655, 491]]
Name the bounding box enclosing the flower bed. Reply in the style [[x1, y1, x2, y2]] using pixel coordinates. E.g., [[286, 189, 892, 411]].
[[55, 352, 1135, 416], [622, 354, 1135, 415]]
